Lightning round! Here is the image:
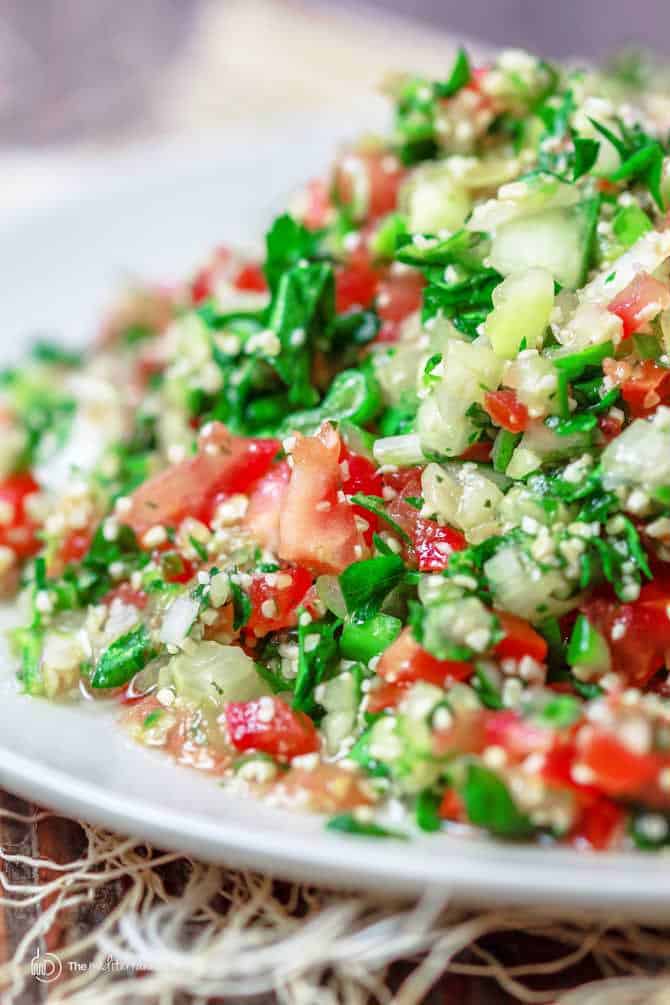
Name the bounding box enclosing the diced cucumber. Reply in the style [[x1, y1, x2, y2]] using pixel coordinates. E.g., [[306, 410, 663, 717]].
[[485, 268, 555, 358], [167, 641, 269, 707], [489, 198, 599, 290], [321, 667, 362, 754], [402, 165, 471, 233], [567, 614, 611, 674]]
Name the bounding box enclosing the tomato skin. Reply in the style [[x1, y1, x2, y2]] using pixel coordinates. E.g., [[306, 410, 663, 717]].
[[375, 271, 424, 342], [335, 248, 380, 313], [459, 440, 493, 463], [581, 584, 670, 687], [377, 627, 473, 689], [340, 448, 383, 543], [225, 697, 319, 760], [571, 797, 625, 850], [333, 150, 404, 221], [102, 582, 148, 609], [620, 359, 670, 417], [607, 272, 670, 339], [278, 423, 367, 575], [59, 528, 92, 565], [303, 179, 332, 230], [494, 612, 548, 663], [386, 474, 466, 571], [246, 565, 313, 637], [579, 730, 660, 798], [243, 461, 291, 553], [438, 788, 465, 822], [0, 472, 42, 559], [233, 263, 267, 293], [125, 425, 279, 538], [483, 389, 529, 433]]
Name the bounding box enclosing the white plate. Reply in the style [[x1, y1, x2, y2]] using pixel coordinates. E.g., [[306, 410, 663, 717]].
[[1, 124, 669, 921]]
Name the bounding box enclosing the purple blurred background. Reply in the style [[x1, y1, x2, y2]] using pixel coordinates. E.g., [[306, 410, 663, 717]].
[[1, 0, 668, 146]]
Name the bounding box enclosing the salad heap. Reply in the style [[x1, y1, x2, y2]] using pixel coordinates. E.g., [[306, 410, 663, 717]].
[[7, 47, 670, 849]]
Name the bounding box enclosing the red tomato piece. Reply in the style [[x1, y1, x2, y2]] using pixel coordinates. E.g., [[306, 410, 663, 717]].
[[278, 423, 367, 574], [366, 679, 411, 714], [482, 710, 554, 760], [163, 555, 195, 585], [483, 389, 529, 433], [375, 270, 424, 342], [459, 440, 493, 463], [620, 359, 670, 418], [335, 249, 380, 313], [303, 179, 332, 230], [579, 730, 660, 798], [246, 566, 313, 637], [102, 582, 149, 609], [438, 788, 465, 822], [340, 448, 384, 544], [494, 611, 548, 663], [225, 697, 319, 760], [124, 424, 279, 538], [581, 583, 670, 688], [376, 627, 473, 688], [333, 150, 404, 221], [59, 528, 92, 565], [571, 797, 625, 851], [233, 263, 267, 293], [0, 471, 42, 559], [243, 460, 291, 553], [607, 272, 670, 340], [387, 494, 467, 572]]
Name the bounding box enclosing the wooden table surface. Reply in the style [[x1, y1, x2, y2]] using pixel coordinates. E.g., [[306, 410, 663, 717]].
[[0, 785, 628, 1004]]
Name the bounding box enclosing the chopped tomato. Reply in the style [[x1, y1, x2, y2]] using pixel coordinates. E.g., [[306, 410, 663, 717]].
[[438, 788, 465, 822], [387, 490, 466, 572], [375, 270, 424, 342], [377, 627, 473, 688], [483, 711, 552, 759], [59, 528, 92, 565], [434, 709, 552, 761], [333, 150, 404, 221], [483, 389, 529, 433], [162, 554, 195, 584], [459, 440, 493, 462], [581, 582, 670, 687], [620, 359, 670, 418], [339, 448, 383, 497], [494, 611, 548, 663], [571, 797, 625, 850], [103, 582, 148, 609], [0, 472, 42, 559], [607, 272, 670, 339], [278, 423, 367, 574], [243, 460, 291, 553], [366, 679, 411, 714], [578, 730, 660, 798], [273, 763, 373, 812], [303, 179, 332, 230], [246, 565, 313, 636], [598, 410, 624, 441], [233, 263, 267, 293], [340, 448, 383, 543], [190, 246, 231, 305], [335, 248, 380, 313], [124, 424, 279, 538], [225, 697, 319, 760]]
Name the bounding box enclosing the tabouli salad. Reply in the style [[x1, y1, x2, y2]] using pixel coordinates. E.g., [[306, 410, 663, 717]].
[[7, 48, 670, 849]]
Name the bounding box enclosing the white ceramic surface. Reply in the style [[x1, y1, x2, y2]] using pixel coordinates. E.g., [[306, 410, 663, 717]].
[[1, 125, 669, 920]]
